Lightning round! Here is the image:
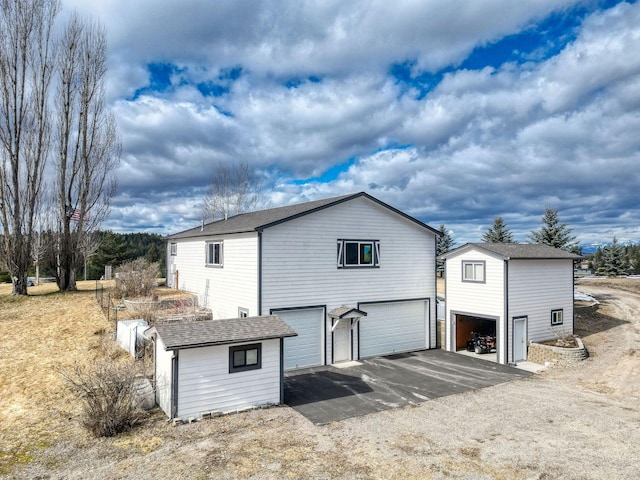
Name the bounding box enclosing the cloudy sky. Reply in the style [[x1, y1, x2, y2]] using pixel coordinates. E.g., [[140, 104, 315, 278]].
[[64, 0, 639, 247]]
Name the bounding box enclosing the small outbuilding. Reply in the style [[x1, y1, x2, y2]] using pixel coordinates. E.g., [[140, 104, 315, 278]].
[[439, 243, 581, 365], [145, 315, 297, 420]]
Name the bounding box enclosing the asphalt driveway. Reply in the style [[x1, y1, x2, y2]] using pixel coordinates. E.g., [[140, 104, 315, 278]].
[[284, 349, 532, 424]]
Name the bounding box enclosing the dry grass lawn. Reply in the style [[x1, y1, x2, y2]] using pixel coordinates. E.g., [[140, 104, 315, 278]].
[[0, 281, 112, 473], [1, 277, 639, 479]]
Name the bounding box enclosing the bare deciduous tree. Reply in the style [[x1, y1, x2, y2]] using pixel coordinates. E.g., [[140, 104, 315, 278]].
[[202, 160, 268, 221], [0, 0, 59, 295], [55, 14, 120, 291]]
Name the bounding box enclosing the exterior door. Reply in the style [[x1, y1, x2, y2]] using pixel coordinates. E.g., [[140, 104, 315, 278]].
[[333, 319, 351, 363], [513, 316, 527, 362]]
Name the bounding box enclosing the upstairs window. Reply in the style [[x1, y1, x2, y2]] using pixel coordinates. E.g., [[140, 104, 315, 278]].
[[462, 260, 485, 282], [170, 242, 177, 256], [206, 241, 223, 267], [551, 309, 563, 326], [337, 240, 380, 268]]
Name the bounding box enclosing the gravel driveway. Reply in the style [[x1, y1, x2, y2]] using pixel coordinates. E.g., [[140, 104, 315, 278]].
[[8, 280, 640, 479]]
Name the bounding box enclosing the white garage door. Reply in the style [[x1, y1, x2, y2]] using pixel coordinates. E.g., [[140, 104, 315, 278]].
[[360, 300, 428, 358], [276, 308, 324, 370]]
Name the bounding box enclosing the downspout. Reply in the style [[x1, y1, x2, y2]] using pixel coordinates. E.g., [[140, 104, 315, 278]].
[[171, 350, 179, 419], [279, 338, 284, 404], [258, 231, 263, 316], [504, 260, 509, 365]]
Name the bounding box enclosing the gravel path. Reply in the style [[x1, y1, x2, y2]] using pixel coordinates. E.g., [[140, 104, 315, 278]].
[[6, 281, 640, 479]]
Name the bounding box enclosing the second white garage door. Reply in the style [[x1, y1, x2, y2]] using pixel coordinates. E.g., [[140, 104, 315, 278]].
[[359, 300, 428, 358], [276, 308, 324, 370]]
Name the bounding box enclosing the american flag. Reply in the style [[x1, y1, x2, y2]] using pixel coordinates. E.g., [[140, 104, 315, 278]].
[[66, 206, 89, 222]]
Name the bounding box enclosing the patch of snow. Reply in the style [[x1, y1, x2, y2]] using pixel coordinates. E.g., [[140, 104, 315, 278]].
[[574, 291, 599, 304]]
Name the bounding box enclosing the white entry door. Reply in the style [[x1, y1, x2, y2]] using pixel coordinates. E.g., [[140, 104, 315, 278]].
[[513, 317, 527, 362], [333, 319, 351, 363]]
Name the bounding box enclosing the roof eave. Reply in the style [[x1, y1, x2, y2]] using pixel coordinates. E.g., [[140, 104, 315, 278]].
[[162, 332, 298, 351]]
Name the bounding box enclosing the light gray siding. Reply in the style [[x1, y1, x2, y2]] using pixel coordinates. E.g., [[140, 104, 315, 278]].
[[166, 232, 259, 319], [444, 247, 506, 362], [508, 259, 575, 360], [261, 196, 437, 353], [176, 339, 281, 419], [154, 336, 173, 417]]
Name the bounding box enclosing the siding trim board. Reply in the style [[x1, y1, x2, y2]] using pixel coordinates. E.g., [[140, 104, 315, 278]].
[[171, 351, 179, 419], [258, 231, 262, 315], [504, 260, 509, 365]]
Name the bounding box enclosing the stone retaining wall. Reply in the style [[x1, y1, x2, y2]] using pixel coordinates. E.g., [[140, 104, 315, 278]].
[[528, 337, 588, 365]]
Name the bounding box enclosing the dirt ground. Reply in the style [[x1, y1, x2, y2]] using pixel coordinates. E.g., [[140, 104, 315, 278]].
[[1, 278, 639, 479]]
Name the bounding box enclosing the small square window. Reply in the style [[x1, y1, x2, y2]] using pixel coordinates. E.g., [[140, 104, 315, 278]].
[[170, 243, 177, 256], [551, 309, 563, 326], [238, 307, 249, 318], [462, 261, 485, 282], [229, 343, 262, 373]]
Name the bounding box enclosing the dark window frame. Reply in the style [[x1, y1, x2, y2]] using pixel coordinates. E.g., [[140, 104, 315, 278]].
[[170, 242, 177, 256], [229, 343, 262, 373], [337, 239, 380, 268], [462, 260, 486, 283], [550, 309, 564, 326]]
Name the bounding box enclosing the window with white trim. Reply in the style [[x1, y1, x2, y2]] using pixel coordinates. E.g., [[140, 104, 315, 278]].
[[337, 239, 380, 268], [206, 241, 223, 267], [238, 307, 249, 318], [551, 309, 563, 326], [462, 260, 485, 282], [170, 242, 177, 256], [229, 343, 261, 373]]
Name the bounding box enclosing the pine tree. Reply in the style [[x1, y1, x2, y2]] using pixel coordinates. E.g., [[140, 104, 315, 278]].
[[436, 224, 455, 277], [482, 217, 516, 243], [528, 208, 576, 251], [597, 238, 628, 277]]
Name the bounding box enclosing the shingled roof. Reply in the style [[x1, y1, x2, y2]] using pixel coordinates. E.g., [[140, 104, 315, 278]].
[[167, 192, 440, 239], [439, 243, 582, 260], [145, 315, 297, 350]]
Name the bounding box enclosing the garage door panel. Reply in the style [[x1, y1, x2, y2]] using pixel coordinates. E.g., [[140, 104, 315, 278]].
[[277, 308, 323, 370], [360, 301, 427, 358]]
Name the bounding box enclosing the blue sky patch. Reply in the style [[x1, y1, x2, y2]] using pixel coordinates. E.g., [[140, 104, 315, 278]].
[[284, 75, 323, 89], [291, 157, 356, 184], [390, 1, 627, 99]]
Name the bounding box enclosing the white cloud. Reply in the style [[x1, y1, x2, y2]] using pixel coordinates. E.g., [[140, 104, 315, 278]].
[[59, 0, 640, 244]]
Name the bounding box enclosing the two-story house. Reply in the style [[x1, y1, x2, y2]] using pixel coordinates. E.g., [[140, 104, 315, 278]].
[[166, 192, 440, 370]]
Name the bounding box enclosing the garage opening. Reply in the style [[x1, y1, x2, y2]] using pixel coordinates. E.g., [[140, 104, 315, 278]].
[[455, 314, 497, 363]]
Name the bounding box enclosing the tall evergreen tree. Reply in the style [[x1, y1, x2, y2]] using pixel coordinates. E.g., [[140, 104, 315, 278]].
[[597, 238, 628, 277], [528, 208, 576, 251], [482, 217, 516, 243], [436, 224, 455, 277]]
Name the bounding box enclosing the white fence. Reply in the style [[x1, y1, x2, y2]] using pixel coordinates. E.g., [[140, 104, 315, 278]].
[[116, 319, 148, 358]]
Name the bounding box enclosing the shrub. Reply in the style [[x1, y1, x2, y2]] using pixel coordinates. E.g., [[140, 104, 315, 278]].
[[115, 258, 159, 299], [61, 358, 146, 437], [0, 271, 11, 283]]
